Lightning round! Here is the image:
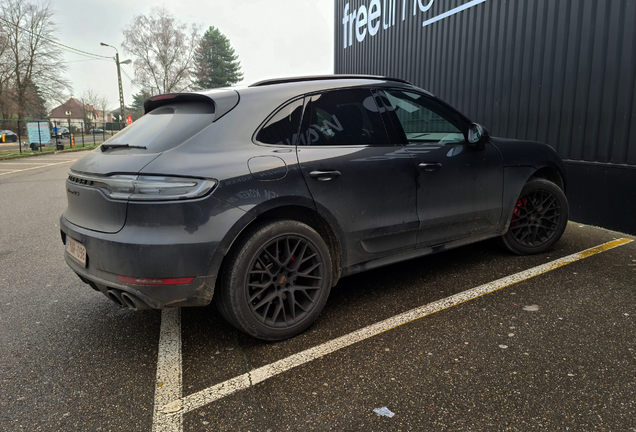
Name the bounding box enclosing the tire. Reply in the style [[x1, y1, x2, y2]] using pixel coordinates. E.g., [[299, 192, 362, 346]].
[[501, 178, 568, 255], [216, 220, 332, 340]]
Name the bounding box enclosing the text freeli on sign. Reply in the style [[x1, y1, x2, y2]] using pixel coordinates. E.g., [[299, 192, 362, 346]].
[[341, 0, 488, 49]]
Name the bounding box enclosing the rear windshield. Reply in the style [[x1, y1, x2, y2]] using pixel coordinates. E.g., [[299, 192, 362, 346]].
[[103, 102, 215, 153]]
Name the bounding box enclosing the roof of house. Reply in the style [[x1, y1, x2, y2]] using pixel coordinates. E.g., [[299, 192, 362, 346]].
[[49, 98, 99, 119]]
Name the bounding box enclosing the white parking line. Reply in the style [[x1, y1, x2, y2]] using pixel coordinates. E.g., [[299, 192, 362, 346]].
[[0, 159, 78, 176], [0, 162, 55, 164], [152, 308, 183, 432], [151, 237, 633, 429]]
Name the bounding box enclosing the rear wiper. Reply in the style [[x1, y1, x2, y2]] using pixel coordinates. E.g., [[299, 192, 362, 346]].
[[101, 143, 147, 151]]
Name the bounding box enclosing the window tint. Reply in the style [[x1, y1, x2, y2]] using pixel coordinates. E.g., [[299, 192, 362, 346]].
[[256, 98, 304, 145], [382, 90, 465, 145], [103, 102, 214, 152], [300, 89, 389, 146]]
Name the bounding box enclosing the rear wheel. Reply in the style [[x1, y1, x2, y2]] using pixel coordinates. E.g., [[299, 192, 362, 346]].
[[501, 178, 568, 255], [216, 220, 332, 340]]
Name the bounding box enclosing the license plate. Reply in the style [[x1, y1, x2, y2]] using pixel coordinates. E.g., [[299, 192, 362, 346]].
[[66, 236, 87, 267]]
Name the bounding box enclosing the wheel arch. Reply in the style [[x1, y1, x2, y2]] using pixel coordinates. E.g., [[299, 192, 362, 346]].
[[530, 165, 566, 193], [210, 203, 343, 297], [501, 163, 568, 232]]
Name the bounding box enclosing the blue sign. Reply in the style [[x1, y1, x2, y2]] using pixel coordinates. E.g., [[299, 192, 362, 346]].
[[27, 122, 51, 144]]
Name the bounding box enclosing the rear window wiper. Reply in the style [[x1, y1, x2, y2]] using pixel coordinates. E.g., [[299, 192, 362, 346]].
[[101, 143, 147, 151]]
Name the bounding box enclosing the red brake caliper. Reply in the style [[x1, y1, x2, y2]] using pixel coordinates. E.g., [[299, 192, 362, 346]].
[[511, 197, 528, 227]]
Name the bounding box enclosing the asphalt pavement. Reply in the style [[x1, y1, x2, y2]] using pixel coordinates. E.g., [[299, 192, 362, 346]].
[[0, 153, 634, 431]]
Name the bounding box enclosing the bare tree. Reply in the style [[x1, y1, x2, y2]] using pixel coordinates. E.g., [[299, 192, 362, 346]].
[[79, 89, 99, 132], [95, 95, 110, 125], [0, 23, 14, 119], [1, 0, 72, 121], [122, 8, 200, 94]]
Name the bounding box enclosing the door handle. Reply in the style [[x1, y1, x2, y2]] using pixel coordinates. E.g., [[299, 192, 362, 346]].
[[309, 170, 341, 181], [419, 162, 442, 172]]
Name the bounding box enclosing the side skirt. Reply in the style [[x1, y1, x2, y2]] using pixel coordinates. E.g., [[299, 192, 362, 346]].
[[340, 230, 505, 279]]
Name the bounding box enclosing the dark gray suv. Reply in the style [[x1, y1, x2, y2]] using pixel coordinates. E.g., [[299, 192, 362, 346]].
[[61, 75, 568, 340]]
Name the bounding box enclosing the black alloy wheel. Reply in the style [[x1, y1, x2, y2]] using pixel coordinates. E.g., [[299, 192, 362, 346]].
[[217, 220, 332, 340], [501, 178, 569, 255], [246, 235, 323, 326]]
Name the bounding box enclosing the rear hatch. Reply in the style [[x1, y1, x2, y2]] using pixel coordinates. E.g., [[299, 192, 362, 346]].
[[64, 90, 239, 233]]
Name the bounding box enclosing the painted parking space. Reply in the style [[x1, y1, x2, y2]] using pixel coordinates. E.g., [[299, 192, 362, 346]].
[[0, 155, 83, 176], [151, 237, 633, 432], [2, 157, 635, 431]]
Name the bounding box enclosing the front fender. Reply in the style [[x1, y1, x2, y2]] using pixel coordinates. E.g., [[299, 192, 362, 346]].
[[491, 138, 567, 231]]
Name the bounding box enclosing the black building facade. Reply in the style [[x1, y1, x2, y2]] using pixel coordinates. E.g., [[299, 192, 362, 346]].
[[334, 0, 636, 234]]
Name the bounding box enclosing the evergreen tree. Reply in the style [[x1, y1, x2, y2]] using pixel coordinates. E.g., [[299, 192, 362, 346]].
[[194, 26, 243, 89], [128, 90, 151, 120]]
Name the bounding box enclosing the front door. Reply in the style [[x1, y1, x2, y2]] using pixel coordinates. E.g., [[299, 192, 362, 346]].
[[378, 89, 504, 247]]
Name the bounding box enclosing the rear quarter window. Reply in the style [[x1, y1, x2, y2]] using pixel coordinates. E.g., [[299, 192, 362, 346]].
[[255, 98, 304, 146]]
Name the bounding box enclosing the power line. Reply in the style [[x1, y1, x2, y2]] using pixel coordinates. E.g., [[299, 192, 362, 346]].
[[1, 14, 150, 100], [120, 67, 144, 91], [0, 16, 113, 61], [66, 58, 113, 64]]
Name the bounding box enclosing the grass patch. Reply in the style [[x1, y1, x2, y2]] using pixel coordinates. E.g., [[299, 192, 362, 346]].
[[0, 145, 97, 160]]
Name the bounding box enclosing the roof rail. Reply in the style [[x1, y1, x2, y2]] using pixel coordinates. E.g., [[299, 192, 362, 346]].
[[249, 75, 412, 87]]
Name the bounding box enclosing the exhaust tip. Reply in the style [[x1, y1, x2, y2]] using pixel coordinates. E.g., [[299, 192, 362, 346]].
[[120, 292, 152, 311], [106, 290, 125, 307]]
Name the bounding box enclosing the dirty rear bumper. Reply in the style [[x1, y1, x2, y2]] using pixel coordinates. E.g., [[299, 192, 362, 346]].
[[59, 194, 248, 309], [63, 249, 215, 309]]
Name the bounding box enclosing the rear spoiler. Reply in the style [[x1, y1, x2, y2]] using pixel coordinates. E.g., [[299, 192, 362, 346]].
[[143, 89, 240, 122]]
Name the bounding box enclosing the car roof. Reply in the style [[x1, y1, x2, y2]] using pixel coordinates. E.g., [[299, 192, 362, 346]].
[[143, 75, 441, 122], [231, 75, 422, 97], [249, 75, 412, 87]]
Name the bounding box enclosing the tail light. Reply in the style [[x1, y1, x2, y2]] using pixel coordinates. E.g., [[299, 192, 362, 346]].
[[68, 172, 217, 201]]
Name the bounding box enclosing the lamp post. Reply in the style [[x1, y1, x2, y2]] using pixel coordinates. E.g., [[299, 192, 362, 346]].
[[100, 42, 132, 123]]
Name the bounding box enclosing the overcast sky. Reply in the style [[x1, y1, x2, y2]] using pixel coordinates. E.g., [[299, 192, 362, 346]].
[[51, 0, 334, 110]]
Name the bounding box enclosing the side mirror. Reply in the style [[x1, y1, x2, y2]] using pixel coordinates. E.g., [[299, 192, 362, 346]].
[[467, 123, 490, 150]]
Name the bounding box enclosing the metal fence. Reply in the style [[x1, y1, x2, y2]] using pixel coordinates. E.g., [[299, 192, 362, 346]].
[[0, 119, 126, 154]]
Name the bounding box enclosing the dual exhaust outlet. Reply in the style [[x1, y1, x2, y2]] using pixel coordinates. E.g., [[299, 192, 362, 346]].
[[106, 289, 152, 311]]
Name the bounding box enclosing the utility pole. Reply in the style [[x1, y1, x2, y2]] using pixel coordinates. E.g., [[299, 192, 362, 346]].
[[115, 52, 126, 121], [100, 43, 132, 124]]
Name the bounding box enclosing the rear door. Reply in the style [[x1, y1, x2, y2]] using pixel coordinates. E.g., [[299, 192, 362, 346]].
[[296, 88, 418, 267], [378, 89, 504, 247]]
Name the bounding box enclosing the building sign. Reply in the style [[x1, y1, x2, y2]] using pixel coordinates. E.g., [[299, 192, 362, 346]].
[[341, 0, 488, 49], [27, 122, 51, 144]]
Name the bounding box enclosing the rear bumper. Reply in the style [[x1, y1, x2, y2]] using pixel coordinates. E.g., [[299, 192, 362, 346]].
[[59, 195, 249, 308], [63, 250, 215, 309]]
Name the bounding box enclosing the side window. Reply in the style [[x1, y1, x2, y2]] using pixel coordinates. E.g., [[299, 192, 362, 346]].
[[382, 90, 465, 145], [299, 88, 390, 146], [256, 98, 304, 145]]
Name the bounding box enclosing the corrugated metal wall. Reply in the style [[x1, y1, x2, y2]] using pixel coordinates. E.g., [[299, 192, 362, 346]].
[[334, 0, 636, 166]]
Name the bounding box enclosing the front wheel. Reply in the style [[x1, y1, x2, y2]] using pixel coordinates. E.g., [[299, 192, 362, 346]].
[[501, 178, 569, 255], [216, 220, 332, 341]]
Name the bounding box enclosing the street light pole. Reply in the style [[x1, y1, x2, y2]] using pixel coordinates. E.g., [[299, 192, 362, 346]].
[[115, 51, 126, 121], [100, 43, 132, 124]]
